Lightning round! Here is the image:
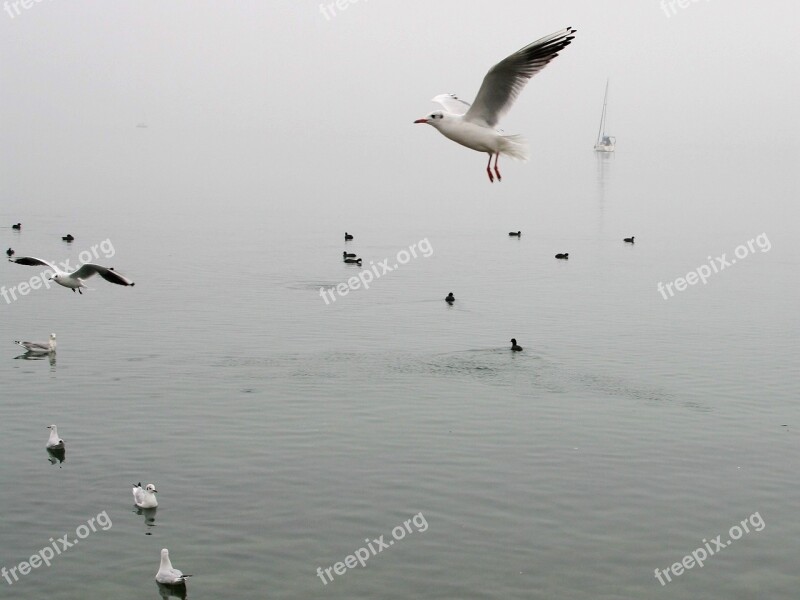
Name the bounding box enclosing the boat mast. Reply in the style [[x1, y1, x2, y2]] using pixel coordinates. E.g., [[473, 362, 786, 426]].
[[596, 78, 609, 145]]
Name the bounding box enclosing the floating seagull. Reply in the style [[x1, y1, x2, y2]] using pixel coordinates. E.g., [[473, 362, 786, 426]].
[[6, 248, 13, 257], [15, 333, 56, 353], [511, 338, 523, 352], [46, 424, 64, 449], [9, 256, 134, 293], [414, 28, 576, 182], [133, 483, 159, 508], [624, 236, 635, 243], [156, 549, 191, 585]]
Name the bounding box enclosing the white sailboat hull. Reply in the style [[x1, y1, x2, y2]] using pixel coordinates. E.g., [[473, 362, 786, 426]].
[[594, 143, 615, 152]]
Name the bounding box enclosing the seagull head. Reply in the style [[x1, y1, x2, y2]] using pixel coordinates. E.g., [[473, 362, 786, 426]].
[[146, 484, 158, 494], [414, 111, 447, 128]]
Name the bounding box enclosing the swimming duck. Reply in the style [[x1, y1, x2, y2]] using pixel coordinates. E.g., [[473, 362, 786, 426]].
[[343, 251, 356, 258], [62, 234, 74, 242], [12, 223, 21, 230], [555, 253, 569, 259], [510, 338, 523, 352], [344, 232, 354, 240], [6, 248, 13, 257], [344, 257, 362, 265], [508, 231, 521, 237], [445, 292, 455, 303], [624, 236, 634, 243]]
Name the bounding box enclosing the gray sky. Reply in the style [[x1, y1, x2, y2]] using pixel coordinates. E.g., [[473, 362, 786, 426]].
[[1, 0, 798, 213]]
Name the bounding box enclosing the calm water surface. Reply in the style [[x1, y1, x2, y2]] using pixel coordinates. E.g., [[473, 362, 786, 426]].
[[1, 137, 798, 599]]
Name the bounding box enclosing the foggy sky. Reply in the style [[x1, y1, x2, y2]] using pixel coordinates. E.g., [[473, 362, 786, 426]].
[[1, 0, 798, 215]]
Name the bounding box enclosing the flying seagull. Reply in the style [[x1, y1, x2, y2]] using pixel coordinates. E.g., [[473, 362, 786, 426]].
[[156, 549, 191, 585], [15, 333, 56, 353], [133, 483, 159, 509], [9, 256, 134, 293], [414, 27, 576, 182]]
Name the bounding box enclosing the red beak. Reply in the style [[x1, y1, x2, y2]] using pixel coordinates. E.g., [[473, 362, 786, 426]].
[[414, 118, 429, 124]]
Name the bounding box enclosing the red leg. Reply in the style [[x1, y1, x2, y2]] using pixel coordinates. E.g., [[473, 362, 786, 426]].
[[494, 154, 502, 182], [486, 154, 494, 183]]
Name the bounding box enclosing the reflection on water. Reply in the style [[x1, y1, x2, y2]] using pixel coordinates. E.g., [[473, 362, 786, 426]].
[[156, 581, 187, 600], [135, 506, 158, 533], [15, 351, 56, 367], [46, 447, 65, 466]]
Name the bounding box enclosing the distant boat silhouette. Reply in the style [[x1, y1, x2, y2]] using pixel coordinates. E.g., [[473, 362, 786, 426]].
[[594, 79, 616, 153]]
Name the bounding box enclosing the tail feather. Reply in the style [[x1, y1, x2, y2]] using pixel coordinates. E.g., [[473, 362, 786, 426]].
[[500, 134, 530, 162]]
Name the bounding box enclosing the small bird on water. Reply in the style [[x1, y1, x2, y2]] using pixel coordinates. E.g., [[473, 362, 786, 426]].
[[156, 548, 191, 585], [509, 231, 521, 237], [624, 236, 635, 243], [46, 424, 64, 449], [344, 232, 354, 240], [6, 248, 13, 257], [445, 292, 455, 303], [555, 253, 569, 259], [132, 483, 159, 509], [511, 338, 523, 352]]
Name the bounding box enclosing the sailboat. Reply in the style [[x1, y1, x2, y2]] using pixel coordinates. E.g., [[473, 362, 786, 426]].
[[594, 79, 616, 152]]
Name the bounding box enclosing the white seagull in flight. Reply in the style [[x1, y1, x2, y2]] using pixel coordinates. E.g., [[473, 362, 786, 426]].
[[9, 256, 135, 293], [414, 27, 576, 182]]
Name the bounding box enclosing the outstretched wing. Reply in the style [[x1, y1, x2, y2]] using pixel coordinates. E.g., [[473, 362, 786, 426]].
[[70, 264, 135, 286], [431, 93, 472, 116], [464, 27, 577, 128], [9, 256, 58, 272]]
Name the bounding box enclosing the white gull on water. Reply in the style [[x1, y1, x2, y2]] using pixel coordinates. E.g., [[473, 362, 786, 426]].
[[46, 425, 64, 449], [9, 256, 135, 293], [414, 27, 576, 182], [156, 549, 191, 585], [132, 483, 159, 508], [15, 333, 56, 353]]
